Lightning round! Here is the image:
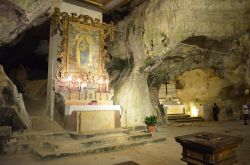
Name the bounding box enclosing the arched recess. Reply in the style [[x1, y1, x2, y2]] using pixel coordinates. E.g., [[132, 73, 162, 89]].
[[147, 35, 250, 121]]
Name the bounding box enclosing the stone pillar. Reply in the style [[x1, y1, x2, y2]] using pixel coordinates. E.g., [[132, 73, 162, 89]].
[[47, 29, 60, 121]]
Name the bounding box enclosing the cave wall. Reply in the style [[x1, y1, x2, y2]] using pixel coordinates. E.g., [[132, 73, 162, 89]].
[[176, 69, 227, 103], [1, 0, 250, 127], [110, 0, 250, 59], [108, 0, 250, 126], [0, 0, 59, 45], [175, 68, 249, 121]]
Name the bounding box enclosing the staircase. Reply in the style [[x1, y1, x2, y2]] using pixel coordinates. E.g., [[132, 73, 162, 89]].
[[4, 128, 166, 159], [167, 114, 203, 122]]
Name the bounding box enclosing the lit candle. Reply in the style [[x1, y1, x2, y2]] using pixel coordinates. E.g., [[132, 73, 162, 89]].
[[77, 78, 81, 90], [81, 83, 87, 91], [81, 83, 87, 99], [67, 76, 72, 88], [67, 76, 72, 100], [99, 78, 103, 92], [80, 84, 84, 92], [106, 80, 109, 92]]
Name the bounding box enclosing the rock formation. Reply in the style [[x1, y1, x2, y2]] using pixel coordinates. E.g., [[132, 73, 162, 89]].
[[0, 65, 31, 130], [0, 0, 58, 45], [1, 0, 250, 126], [108, 0, 250, 124]]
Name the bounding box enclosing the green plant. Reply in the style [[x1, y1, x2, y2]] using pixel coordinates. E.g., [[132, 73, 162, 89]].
[[144, 115, 157, 126]]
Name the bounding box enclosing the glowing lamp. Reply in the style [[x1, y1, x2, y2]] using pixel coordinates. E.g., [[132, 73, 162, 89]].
[[190, 104, 199, 117]]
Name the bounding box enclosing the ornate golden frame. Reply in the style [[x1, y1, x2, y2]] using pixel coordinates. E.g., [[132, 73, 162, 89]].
[[51, 7, 114, 81]]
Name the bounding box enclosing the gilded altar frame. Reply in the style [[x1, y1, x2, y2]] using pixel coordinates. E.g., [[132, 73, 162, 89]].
[[51, 8, 114, 81]]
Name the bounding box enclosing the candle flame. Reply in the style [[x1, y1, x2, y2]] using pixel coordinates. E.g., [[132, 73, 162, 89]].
[[67, 76, 72, 82], [81, 83, 87, 87]]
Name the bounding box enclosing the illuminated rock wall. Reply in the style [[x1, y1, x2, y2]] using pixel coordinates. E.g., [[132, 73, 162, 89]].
[[108, 0, 250, 126]]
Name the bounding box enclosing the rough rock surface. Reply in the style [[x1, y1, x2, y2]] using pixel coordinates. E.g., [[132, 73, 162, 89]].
[[0, 0, 58, 45], [1, 0, 250, 126], [108, 0, 250, 125], [0, 65, 31, 130]]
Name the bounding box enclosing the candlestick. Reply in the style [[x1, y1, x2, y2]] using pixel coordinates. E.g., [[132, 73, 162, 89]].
[[99, 78, 103, 92], [81, 83, 87, 100], [67, 76, 72, 100]]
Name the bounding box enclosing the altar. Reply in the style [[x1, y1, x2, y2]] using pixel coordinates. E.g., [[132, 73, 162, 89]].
[[65, 105, 121, 132], [49, 8, 119, 133], [163, 103, 185, 114]]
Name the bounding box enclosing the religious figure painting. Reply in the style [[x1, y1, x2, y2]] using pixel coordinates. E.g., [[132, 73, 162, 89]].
[[67, 22, 101, 75]]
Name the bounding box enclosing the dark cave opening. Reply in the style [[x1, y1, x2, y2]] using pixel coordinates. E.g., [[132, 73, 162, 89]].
[[0, 20, 50, 81]]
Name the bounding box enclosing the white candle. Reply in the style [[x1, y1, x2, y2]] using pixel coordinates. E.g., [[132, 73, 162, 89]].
[[77, 78, 81, 90], [81, 83, 87, 99], [106, 80, 109, 92], [81, 83, 87, 91], [67, 76, 72, 88], [80, 84, 84, 92]]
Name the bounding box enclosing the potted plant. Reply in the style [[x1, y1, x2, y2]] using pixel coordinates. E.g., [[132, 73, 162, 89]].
[[144, 115, 157, 133]]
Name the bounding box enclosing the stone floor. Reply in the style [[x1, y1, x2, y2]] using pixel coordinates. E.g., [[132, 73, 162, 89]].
[[0, 120, 250, 165]]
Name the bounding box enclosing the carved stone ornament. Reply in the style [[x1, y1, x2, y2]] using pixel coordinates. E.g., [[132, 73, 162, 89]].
[[51, 7, 114, 82]]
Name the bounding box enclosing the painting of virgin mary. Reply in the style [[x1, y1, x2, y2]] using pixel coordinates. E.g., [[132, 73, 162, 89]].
[[76, 34, 94, 72], [79, 39, 89, 65], [67, 22, 101, 75]]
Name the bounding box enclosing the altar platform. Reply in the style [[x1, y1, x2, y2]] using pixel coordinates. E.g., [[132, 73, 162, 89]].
[[64, 104, 121, 132]]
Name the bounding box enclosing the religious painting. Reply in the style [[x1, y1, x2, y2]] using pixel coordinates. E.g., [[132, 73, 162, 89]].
[[51, 8, 114, 81], [67, 22, 101, 76]]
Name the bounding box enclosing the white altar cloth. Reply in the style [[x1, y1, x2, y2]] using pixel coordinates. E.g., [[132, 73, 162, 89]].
[[65, 105, 121, 115]]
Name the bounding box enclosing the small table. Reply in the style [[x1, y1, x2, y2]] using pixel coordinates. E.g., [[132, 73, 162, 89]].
[[175, 132, 243, 165]]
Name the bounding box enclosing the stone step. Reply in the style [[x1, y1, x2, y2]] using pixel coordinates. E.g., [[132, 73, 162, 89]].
[[9, 129, 153, 154], [70, 128, 130, 139], [131, 125, 146, 131], [167, 114, 191, 120], [168, 117, 204, 122], [33, 136, 167, 160], [41, 131, 152, 150], [128, 131, 152, 140]]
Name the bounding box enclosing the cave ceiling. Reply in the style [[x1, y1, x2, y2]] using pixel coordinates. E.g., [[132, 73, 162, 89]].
[[76, 0, 132, 12]]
